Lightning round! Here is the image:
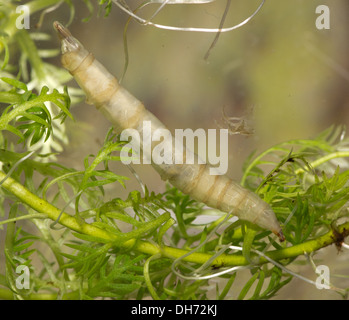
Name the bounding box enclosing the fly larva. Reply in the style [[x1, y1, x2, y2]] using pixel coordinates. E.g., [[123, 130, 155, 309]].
[[53, 21, 285, 242]]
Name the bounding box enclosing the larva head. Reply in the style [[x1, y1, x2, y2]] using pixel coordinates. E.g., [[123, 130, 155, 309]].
[[53, 21, 89, 72]]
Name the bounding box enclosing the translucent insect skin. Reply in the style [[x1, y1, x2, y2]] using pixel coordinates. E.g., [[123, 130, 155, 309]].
[[53, 21, 285, 242]]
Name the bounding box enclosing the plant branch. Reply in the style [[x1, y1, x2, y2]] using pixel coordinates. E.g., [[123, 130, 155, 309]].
[[295, 151, 349, 174], [1, 170, 348, 269]]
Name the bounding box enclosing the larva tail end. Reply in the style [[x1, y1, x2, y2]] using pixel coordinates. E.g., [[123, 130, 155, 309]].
[[274, 229, 285, 242], [53, 21, 82, 54], [53, 21, 71, 40]]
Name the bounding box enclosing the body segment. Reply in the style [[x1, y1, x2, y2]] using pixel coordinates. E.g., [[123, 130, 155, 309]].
[[54, 21, 284, 241]]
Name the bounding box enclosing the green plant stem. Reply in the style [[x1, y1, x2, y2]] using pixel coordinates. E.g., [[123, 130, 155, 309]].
[[0, 92, 59, 131], [0, 170, 119, 241], [0, 149, 66, 177], [0, 285, 80, 300], [295, 151, 349, 174], [1, 170, 348, 269], [27, 0, 62, 14], [241, 145, 349, 187], [144, 253, 162, 300], [0, 213, 46, 226], [15, 30, 45, 80]]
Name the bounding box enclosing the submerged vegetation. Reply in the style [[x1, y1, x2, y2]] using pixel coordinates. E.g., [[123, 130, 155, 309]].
[[0, 0, 349, 300]]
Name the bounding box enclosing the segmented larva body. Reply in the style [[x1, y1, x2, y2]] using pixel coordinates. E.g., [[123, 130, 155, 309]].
[[54, 22, 285, 241]]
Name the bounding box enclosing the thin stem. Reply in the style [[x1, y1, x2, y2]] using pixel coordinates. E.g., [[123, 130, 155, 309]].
[[0, 170, 118, 242], [0, 213, 46, 226], [27, 0, 62, 15], [144, 253, 162, 300], [15, 30, 45, 81], [204, 0, 231, 60], [0, 285, 80, 300], [112, 0, 265, 33], [295, 151, 349, 174], [0, 99, 44, 130]]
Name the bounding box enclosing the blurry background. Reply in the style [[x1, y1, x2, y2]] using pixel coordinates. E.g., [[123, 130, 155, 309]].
[[8, 0, 349, 299]]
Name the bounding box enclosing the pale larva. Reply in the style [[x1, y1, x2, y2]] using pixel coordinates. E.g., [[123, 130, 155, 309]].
[[53, 21, 285, 241]]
